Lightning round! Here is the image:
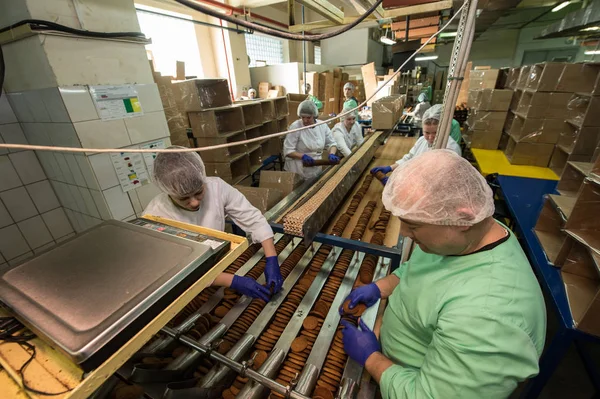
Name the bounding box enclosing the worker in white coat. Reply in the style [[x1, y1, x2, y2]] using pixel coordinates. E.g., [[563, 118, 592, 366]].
[[284, 100, 339, 180], [406, 93, 431, 129], [370, 104, 461, 184], [144, 148, 282, 302], [332, 106, 364, 157]]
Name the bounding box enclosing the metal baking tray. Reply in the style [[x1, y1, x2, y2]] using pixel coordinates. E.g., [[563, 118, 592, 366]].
[[0, 220, 230, 371]]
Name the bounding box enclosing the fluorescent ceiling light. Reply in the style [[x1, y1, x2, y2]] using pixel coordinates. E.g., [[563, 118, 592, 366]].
[[581, 26, 600, 31], [585, 50, 600, 55], [415, 55, 439, 61], [551, 1, 570, 12], [440, 32, 457, 38], [380, 36, 396, 45]]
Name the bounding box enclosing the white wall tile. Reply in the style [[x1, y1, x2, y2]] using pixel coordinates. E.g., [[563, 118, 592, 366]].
[[18, 215, 54, 249], [0, 224, 31, 260], [34, 241, 56, 255], [64, 153, 86, 187], [8, 151, 46, 184], [68, 184, 85, 213], [63, 209, 79, 232], [26, 180, 60, 213], [59, 86, 99, 123], [0, 94, 18, 125], [0, 155, 23, 191], [125, 112, 169, 145], [0, 187, 38, 222], [40, 87, 70, 123], [23, 90, 51, 122], [51, 181, 75, 210], [73, 211, 86, 232], [7, 92, 34, 122], [135, 84, 163, 113], [76, 155, 100, 190], [53, 153, 74, 184], [42, 208, 74, 239], [79, 186, 100, 218], [128, 191, 143, 215], [56, 232, 75, 243], [103, 186, 134, 220], [0, 200, 13, 228], [47, 123, 81, 148], [0, 123, 28, 152], [74, 119, 131, 149], [22, 123, 51, 146], [91, 189, 111, 220], [89, 153, 119, 190], [36, 151, 61, 180], [8, 251, 34, 266], [136, 182, 162, 210]]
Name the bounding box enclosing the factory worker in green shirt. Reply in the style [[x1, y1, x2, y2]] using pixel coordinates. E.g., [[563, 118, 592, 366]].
[[341, 150, 546, 399]]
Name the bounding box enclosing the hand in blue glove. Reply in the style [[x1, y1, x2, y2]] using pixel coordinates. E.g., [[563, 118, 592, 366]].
[[329, 154, 340, 164], [302, 154, 315, 166], [264, 256, 283, 294], [339, 283, 381, 315], [230, 275, 271, 302], [381, 176, 389, 186], [370, 165, 392, 175], [341, 318, 381, 366]]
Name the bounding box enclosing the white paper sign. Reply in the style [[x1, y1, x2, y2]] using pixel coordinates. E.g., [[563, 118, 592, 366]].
[[90, 85, 144, 120], [141, 140, 167, 176], [110, 151, 149, 192]]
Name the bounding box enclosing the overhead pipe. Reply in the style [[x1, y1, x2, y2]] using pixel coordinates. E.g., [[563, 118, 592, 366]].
[[193, 0, 289, 29]]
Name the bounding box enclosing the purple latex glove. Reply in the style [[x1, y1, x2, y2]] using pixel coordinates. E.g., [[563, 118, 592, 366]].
[[265, 256, 283, 293], [329, 154, 340, 163], [302, 154, 315, 166], [370, 165, 392, 175], [341, 318, 381, 366], [339, 283, 381, 315], [381, 176, 389, 185], [231, 275, 271, 302]]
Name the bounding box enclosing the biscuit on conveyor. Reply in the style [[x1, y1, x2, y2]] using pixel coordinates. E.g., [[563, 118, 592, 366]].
[[291, 336, 309, 353], [341, 299, 366, 317]]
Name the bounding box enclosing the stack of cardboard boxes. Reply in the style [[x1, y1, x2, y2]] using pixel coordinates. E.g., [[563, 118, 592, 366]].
[[371, 95, 406, 130], [464, 85, 513, 150]]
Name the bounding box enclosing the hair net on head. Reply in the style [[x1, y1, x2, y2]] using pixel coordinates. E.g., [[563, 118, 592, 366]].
[[341, 105, 357, 120], [343, 82, 355, 91], [417, 93, 427, 103], [248, 88, 257, 96], [153, 146, 207, 198], [382, 150, 494, 226], [297, 99, 318, 117], [422, 104, 442, 124]]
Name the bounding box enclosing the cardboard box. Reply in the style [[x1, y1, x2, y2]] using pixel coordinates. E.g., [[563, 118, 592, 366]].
[[234, 186, 283, 214], [506, 67, 521, 89], [195, 132, 247, 162], [467, 89, 480, 108], [259, 82, 272, 99], [557, 63, 600, 94], [516, 91, 572, 119], [526, 62, 565, 92], [173, 79, 232, 111], [274, 97, 289, 118], [468, 69, 500, 90], [466, 110, 508, 131], [477, 89, 514, 111], [508, 114, 562, 144], [504, 136, 555, 166], [464, 128, 502, 150], [305, 72, 320, 96], [516, 66, 531, 90], [288, 94, 308, 120], [240, 102, 263, 127], [260, 99, 276, 122], [566, 94, 600, 127], [510, 89, 522, 111], [188, 105, 244, 137], [176, 61, 186, 80], [259, 170, 302, 197], [205, 154, 250, 184], [261, 137, 282, 156], [372, 96, 405, 129]]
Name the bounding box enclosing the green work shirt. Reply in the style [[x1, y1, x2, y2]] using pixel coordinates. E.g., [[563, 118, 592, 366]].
[[379, 227, 546, 399], [309, 95, 323, 111], [343, 97, 359, 112], [450, 119, 462, 144]]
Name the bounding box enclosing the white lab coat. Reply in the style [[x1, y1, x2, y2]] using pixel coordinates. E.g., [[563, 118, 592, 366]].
[[331, 121, 364, 157], [143, 177, 274, 244], [283, 119, 337, 180], [409, 102, 431, 127], [395, 136, 462, 166]]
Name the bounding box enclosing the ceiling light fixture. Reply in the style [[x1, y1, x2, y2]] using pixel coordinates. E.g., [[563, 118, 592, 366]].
[[380, 27, 396, 45], [415, 55, 439, 61], [585, 50, 600, 55], [440, 32, 458, 38], [581, 26, 600, 31], [551, 1, 570, 12]]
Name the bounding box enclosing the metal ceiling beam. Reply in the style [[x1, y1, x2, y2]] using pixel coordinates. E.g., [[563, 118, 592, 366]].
[[345, 0, 385, 19], [288, 15, 377, 31], [382, 1, 452, 19], [295, 0, 345, 23]]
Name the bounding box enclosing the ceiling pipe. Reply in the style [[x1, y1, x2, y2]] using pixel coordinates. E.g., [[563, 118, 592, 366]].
[[192, 0, 289, 29]]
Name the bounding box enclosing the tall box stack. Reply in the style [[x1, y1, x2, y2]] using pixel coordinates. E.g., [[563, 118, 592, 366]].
[[464, 89, 513, 149]]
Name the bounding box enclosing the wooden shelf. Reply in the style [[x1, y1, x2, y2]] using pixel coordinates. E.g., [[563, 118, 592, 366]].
[[534, 229, 564, 265], [566, 229, 600, 258], [549, 194, 576, 220], [569, 161, 594, 177], [566, 118, 582, 129], [556, 189, 578, 198]]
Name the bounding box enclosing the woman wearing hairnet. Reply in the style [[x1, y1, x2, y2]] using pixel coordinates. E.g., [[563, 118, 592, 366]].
[[331, 106, 364, 157], [406, 93, 431, 129], [284, 100, 339, 180], [343, 82, 359, 111], [303, 83, 323, 111], [370, 104, 461, 184], [144, 147, 282, 302], [341, 150, 546, 399]]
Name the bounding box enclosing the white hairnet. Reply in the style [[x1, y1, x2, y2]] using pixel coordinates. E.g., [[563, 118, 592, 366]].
[[422, 104, 442, 124], [341, 105, 357, 120], [382, 150, 494, 226], [248, 88, 257, 96], [344, 82, 355, 91], [417, 93, 427, 103], [153, 146, 207, 198], [297, 99, 318, 117]]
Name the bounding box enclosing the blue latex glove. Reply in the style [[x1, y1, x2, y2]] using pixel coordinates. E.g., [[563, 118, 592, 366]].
[[381, 176, 389, 186], [329, 154, 340, 163], [265, 256, 283, 294], [370, 165, 392, 175], [302, 154, 315, 166], [341, 318, 381, 366], [230, 275, 271, 302], [339, 283, 381, 315]]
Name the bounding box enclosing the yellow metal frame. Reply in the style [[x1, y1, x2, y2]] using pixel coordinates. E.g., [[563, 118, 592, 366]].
[[471, 149, 559, 181], [0, 217, 248, 399]]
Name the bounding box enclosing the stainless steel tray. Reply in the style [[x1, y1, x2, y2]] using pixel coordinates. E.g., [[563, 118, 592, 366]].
[[0, 220, 228, 370]]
